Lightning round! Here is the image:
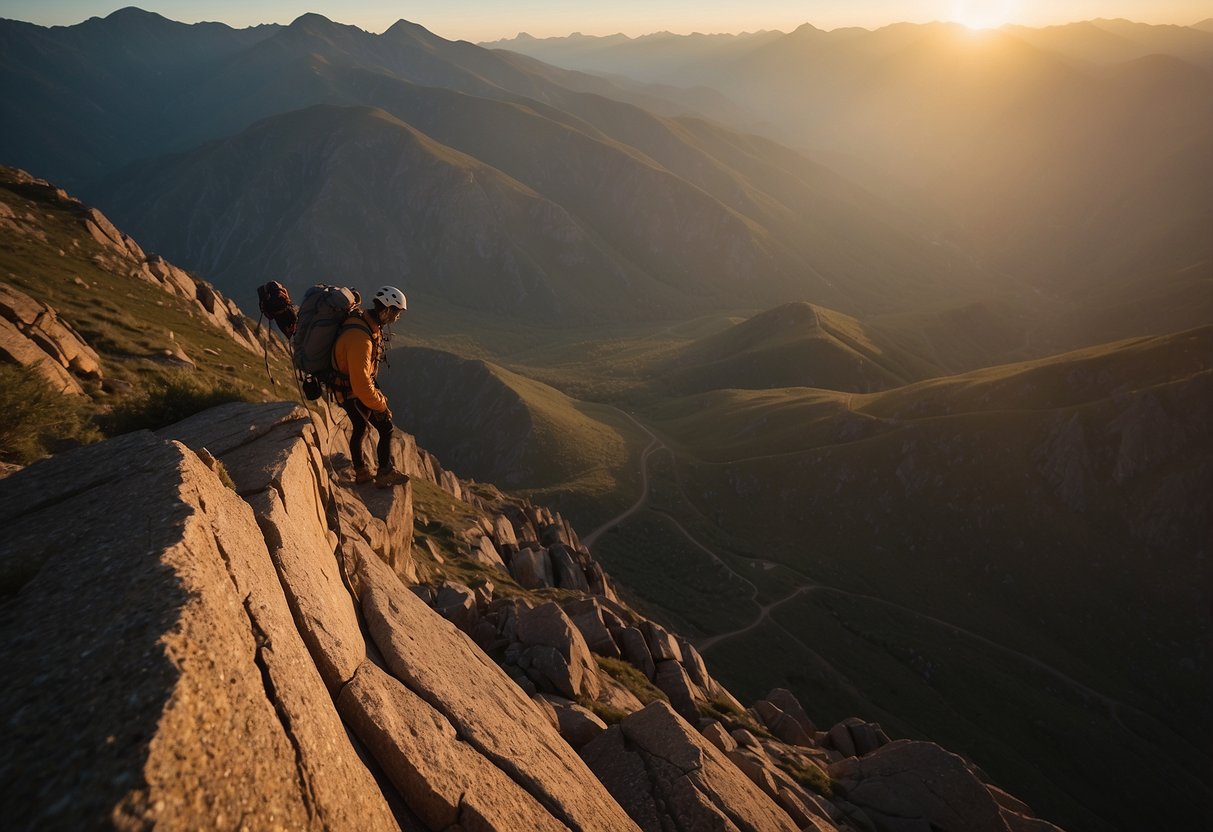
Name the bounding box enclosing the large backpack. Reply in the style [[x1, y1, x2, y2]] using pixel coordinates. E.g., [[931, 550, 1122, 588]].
[[256, 281, 298, 337], [291, 284, 362, 388]]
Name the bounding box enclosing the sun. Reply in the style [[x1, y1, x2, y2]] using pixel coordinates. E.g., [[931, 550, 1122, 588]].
[[949, 0, 1022, 30]]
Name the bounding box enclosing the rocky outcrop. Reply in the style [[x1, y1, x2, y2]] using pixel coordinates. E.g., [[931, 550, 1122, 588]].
[[0, 431, 397, 830], [0, 282, 101, 394], [829, 741, 1065, 832], [1, 169, 269, 359], [584, 701, 803, 832]]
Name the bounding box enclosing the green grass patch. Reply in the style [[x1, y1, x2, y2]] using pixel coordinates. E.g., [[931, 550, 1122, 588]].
[[0, 363, 101, 463], [103, 373, 252, 434], [595, 655, 668, 706], [775, 756, 833, 798], [578, 695, 629, 726]]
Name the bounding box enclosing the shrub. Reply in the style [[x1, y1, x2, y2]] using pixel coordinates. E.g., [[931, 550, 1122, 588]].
[[104, 372, 250, 435], [595, 655, 668, 705], [775, 756, 834, 797], [0, 362, 100, 463], [578, 696, 630, 726]]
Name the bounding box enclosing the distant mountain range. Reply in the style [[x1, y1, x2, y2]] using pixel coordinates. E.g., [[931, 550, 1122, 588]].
[[0, 8, 983, 322], [491, 19, 1213, 347]]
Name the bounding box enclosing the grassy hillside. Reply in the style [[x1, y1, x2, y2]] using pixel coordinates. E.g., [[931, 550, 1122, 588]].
[[662, 301, 933, 393], [379, 345, 646, 527], [640, 326, 1213, 830], [0, 167, 287, 462]]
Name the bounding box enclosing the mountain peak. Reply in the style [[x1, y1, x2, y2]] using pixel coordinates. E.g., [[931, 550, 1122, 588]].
[[384, 17, 441, 42], [89, 6, 175, 28], [288, 12, 336, 30]]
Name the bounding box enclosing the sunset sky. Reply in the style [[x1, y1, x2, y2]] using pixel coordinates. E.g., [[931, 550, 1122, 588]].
[[1, 1, 1210, 40]]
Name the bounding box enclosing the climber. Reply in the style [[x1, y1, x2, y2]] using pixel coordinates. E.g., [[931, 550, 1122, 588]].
[[332, 285, 410, 487]]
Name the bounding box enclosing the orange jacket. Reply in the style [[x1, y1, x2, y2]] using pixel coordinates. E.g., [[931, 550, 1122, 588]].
[[332, 311, 389, 412]]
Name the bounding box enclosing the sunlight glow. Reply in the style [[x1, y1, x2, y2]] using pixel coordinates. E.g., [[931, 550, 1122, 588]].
[[949, 0, 1023, 29]]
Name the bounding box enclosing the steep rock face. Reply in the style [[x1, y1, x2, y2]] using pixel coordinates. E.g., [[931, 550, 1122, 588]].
[[0, 402, 641, 831], [0, 431, 397, 831]]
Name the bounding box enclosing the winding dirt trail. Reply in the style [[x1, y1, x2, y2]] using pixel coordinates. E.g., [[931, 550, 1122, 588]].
[[583, 405, 1152, 731], [582, 412, 660, 549]]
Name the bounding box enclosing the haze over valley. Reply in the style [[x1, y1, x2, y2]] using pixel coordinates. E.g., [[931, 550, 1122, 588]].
[[2, 6, 1210, 831]]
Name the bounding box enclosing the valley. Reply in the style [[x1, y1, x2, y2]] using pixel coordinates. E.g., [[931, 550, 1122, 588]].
[[384, 309, 1212, 831]]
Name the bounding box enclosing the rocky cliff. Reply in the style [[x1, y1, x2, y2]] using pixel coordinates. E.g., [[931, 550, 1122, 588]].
[[0, 397, 1064, 831]]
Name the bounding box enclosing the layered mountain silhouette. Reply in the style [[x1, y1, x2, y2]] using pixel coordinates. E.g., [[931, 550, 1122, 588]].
[[1, 8, 982, 321], [495, 19, 1213, 347]]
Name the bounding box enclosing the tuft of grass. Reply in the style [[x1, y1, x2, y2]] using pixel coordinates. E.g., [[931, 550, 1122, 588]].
[[696, 696, 772, 739], [775, 756, 833, 798], [103, 372, 252, 435], [577, 695, 630, 726], [0, 363, 101, 463], [595, 655, 668, 706], [213, 458, 237, 491]]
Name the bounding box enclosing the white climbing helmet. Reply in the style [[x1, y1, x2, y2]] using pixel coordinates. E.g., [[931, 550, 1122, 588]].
[[373, 285, 407, 311]]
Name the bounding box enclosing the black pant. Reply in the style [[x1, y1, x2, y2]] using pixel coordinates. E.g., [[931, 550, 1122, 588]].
[[342, 398, 393, 471]]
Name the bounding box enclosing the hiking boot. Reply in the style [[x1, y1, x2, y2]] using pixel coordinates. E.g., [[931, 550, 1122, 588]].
[[374, 468, 409, 488], [353, 467, 374, 484]]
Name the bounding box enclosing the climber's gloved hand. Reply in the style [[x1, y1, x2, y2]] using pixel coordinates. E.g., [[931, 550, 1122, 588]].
[[372, 407, 394, 427]]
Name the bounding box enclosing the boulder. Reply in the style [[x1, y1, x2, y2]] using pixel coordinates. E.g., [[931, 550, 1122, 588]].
[[548, 542, 591, 591], [438, 468, 463, 500], [0, 314, 84, 394], [358, 551, 640, 831], [827, 720, 859, 758], [509, 545, 553, 589], [731, 728, 763, 750], [356, 477, 415, 578], [434, 581, 478, 630], [516, 602, 600, 699], [829, 740, 1011, 832], [0, 281, 43, 325], [523, 645, 578, 699], [675, 636, 710, 687], [766, 687, 819, 735], [756, 700, 814, 747], [641, 620, 683, 663], [339, 661, 564, 831], [491, 512, 518, 547], [597, 672, 646, 716], [591, 701, 800, 832], [470, 534, 507, 570], [824, 717, 889, 758], [540, 697, 609, 749], [654, 660, 702, 722], [727, 748, 781, 799], [617, 626, 656, 680], [586, 560, 616, 600], [0, 431, 397, 831], [700, 721, 738, 754], [561, 597, 621, 658]]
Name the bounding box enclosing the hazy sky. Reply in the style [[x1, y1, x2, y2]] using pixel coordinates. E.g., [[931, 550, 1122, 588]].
[[2, 1, 1210, 41]]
